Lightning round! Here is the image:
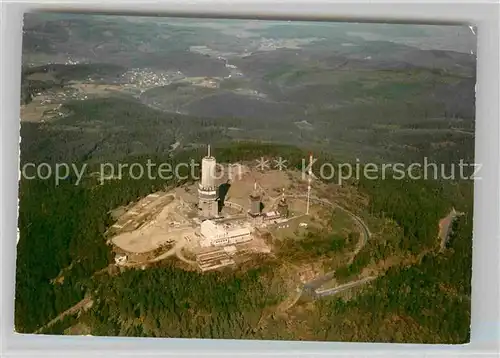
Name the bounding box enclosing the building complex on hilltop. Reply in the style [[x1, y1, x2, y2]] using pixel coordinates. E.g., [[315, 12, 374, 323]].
[[111, 145, 311, 271]]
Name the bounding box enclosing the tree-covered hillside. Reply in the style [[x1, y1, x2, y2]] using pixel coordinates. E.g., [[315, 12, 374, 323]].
[[16, 143, 472, 343]]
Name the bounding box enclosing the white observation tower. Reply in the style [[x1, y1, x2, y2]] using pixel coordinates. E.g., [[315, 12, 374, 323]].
[[198, 145, 219, 219]]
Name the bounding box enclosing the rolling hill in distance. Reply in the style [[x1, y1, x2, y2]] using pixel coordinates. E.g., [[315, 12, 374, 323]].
[[21, 13, 475, 165]]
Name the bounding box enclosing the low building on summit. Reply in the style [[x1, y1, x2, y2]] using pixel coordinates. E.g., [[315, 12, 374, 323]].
[[263, 211, 281, 221], [199, 219, 252, 248]]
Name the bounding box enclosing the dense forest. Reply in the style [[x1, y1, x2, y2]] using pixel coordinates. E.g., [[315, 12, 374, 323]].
[[16, 155, 177, 332], [317, 214, 472, 343], [16, 142, 472, 343]]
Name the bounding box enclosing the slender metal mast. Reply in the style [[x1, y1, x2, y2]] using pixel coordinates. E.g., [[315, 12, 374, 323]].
[[306, 153, 313, 215]]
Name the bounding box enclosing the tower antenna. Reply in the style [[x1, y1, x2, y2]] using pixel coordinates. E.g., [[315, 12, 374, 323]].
[[306, 153, 313, 215], [207, 144, 211, 158]]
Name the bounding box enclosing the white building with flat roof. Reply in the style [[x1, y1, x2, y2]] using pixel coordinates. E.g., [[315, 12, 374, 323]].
[[200, 220, 252, 247]]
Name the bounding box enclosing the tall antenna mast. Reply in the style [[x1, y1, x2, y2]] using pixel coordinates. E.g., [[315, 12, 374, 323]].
[[306, 153, 313, 215], [207, 144, 211, 157]]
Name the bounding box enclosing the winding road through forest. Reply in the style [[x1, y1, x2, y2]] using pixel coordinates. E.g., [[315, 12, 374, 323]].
[[277, 194, 374, 311]]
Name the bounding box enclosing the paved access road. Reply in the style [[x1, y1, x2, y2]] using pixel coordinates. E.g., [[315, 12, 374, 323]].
[[279, 193, 374, 310]]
